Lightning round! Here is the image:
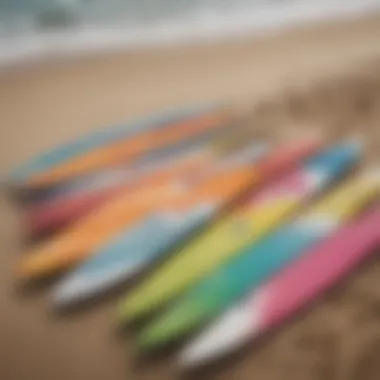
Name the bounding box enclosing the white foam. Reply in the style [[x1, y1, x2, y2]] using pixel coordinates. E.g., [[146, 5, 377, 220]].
[[1, 0, 380, 69]]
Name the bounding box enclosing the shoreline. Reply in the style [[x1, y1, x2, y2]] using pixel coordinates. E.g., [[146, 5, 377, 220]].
[[1, 0, 380, 70]]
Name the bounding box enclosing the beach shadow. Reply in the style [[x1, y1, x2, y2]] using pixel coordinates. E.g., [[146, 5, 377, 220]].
[[3, 182, 62, 205], [13, 271, 67, 296], [22, 223, 72, 246]]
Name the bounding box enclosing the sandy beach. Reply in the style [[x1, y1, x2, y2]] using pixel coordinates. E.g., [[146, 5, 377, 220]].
[[2, 13, 380, 380]]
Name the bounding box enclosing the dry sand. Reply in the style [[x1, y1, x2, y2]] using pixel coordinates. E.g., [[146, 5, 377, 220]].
[[1, 14, 380, 380]]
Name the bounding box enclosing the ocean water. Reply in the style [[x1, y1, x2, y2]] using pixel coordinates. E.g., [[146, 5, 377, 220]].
[[0, 0, 380, 66]]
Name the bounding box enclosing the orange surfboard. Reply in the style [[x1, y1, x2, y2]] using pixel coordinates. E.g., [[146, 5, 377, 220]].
[[27, 108, 234, 188], [17, 139, 320, 280], [25, 127, 265, 235], [25, 150, 210, 235]]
